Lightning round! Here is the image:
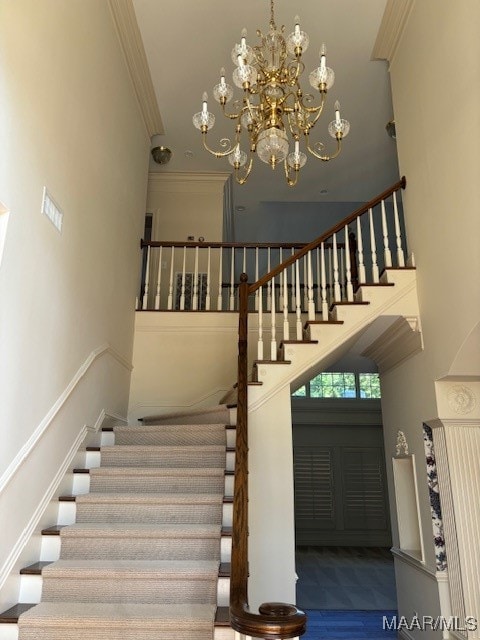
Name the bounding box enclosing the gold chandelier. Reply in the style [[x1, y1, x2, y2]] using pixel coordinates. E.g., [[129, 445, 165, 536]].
[[192, 0, 350, 186]]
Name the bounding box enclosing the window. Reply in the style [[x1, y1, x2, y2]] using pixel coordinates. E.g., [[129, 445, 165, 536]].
[[292, 372, 381, 399]]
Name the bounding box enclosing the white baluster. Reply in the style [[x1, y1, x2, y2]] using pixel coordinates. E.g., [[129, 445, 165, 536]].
[[180, 246, 187, 310], [344, 225, 354, 301], [270, 276, 277, 360], [369, 207, 380, 283], [295, 260, 302, 340], [316, 247, 321, 310], [142, 245, 151, 310], [217, 247, 223, 310], [229, 248, 235, 311], [320, 242, 329, 320], [278, 248, 284, 310], [307, 250, 315, 320], [356, 216, 366, 284], [192, 246, 199, 310], [393, 191, 405, 267], [381, 199, 392, 268], [283, 268, 290, 340], [328, 245, 333, 305], [205, 246, 211, 310], [254, 247, 259, 311], [333, 233, 341, 301], [167, 246, 175, 310], [303, 255, 308, 311], [339, 247, 345, 301], [266, 248, 272, 311], [290, 248, 296, 312], [257, 285, 264, 360], [154, 246, 163, 310]]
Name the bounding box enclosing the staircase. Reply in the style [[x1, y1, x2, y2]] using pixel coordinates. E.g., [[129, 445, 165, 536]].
[[0, 408, 237, 640]]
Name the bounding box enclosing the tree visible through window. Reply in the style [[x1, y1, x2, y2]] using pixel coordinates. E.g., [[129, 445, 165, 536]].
[[292, 372, 381, 399]]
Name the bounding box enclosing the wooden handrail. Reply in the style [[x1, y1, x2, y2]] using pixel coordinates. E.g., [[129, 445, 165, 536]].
[[141, 240, 310, 250], [230, 177, 406, 639], [249, 176, 406, 294]]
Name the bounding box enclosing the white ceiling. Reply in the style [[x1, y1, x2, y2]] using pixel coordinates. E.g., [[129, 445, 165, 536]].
[[132, 0, 399, 209]]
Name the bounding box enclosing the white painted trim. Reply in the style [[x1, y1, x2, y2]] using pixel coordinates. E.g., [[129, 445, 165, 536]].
[[130, 386, 230, 413], [391, 547, 437, 580], [371, 0, 416, 63], [0, 345, 132, 494], [107, 0, 163, 138], [362, 316, 423, 374]]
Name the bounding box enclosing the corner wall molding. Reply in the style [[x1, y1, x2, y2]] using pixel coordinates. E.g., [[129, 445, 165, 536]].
[[147, 172, 230, 195], [108, 0, 164, 138], [0, 344, 132, 495], [362, 316, 423, 374], [371, 0, 415, 63]]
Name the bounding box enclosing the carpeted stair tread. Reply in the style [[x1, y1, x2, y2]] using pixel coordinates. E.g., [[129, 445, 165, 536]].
[[19, 602, 216, 640], [99, 445, 226, 468], [113, 423, 227, 446], [75, 492, 223, 504], [60, 522, 222, 538], [43, 559, 220, 578], [88, 467, 225, 494]]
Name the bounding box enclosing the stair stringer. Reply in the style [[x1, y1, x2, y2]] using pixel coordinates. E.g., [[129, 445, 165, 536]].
[[245, 269, 420, 611]]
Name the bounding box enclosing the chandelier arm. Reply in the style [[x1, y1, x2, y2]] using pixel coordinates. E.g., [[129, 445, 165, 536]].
[[283, 160, 300, 187], [305, 133, 342, 161], [202, 132, 237, 158], [221, 103, 243, 120], [234, 157, 254, 185], [299, 91, 326, 115]]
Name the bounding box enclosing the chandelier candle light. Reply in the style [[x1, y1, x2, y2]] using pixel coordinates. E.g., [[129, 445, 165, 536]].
[[192, 0, 350, 186]]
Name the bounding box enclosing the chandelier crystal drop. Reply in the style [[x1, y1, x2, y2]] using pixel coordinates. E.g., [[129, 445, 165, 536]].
[[192, 0, 350, 186]]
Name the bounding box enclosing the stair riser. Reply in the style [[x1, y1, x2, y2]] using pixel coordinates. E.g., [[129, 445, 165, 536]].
[[85, 451, 235, 471], [40, 533, 232, 564], [72, 474, 233, 496], [18, 575, 230, 607]]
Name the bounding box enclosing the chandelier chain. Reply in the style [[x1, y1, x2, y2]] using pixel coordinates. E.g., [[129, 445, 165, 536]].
[[270, 0, 275, 27]]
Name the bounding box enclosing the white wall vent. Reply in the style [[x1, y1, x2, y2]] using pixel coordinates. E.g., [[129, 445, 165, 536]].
[[41, 187, 63, 232]]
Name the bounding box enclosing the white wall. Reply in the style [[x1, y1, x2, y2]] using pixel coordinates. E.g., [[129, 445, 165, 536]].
[[378, 0, 480, 634], [0, 0, 149, 606]]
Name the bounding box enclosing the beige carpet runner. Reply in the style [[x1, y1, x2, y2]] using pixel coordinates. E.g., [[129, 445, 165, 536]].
[[18, 420, 228, 640]]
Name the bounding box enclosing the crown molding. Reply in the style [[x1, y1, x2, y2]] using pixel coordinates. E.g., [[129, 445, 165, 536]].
[[371, 0, 415, 63], [147, 171, 230, 194], [362, 316, 423, 374], [108, 0, 164, 138]]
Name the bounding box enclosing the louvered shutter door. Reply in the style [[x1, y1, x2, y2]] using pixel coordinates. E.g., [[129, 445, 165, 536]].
[[341, 447, 388, 531], [294, 446, 335, 530]]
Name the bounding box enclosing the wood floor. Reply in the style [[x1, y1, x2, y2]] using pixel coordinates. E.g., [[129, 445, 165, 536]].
[[303, 609, 397, 639]]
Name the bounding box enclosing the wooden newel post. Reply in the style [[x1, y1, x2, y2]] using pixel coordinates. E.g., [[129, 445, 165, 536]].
[[349, 230, 358, 291], [231, 272, 250, 611]]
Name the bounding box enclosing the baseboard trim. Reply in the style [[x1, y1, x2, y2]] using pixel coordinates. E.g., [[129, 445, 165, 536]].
[[0, 344, 132, 494]]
